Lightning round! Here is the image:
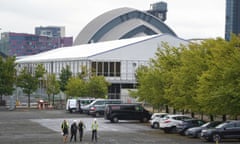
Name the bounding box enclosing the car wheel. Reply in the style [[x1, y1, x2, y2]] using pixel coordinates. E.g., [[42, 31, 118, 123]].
[[213, 134, 221, 142], [112, 117, 119, 123], [95, 112, 100, 117], [196, 132, 201, 138], [153, 122, 159, 129], [141, 117, 148, 123], [184, 130, 188, 136], [170, 126, 177, 133], [163, 128, 170, 133]]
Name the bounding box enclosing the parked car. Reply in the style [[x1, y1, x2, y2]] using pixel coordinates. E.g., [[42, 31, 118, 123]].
[[150, 113, 168, 129], [151, 113, 168, 120], [176, 119, 206, 135], [66, 98, 95, 113], [159, 114, 192, 133], [78, 98, 95, 113], [201, 120, 240, 142], [81, 99, 122, 115], [185, 121, 222, 138], [89, 99, 122, 117], [104, 104, 152, 123]]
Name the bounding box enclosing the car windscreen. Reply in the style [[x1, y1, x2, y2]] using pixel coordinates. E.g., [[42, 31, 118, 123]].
[[215, 122, 229, 128]]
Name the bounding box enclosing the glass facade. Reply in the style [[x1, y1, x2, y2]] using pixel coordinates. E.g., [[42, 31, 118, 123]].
[[17, 59, 147, 99], [225, 0, 240, 40]]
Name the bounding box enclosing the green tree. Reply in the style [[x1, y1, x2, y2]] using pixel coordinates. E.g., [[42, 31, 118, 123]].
[[131, 65, 167, 112], [77, 65, 88, 79], [59, 65, 72, 92], [35, 64, 46, 78], [197, 36, 240, 118], [152, 44, 183, 113], [46, 73, 60, 105], [17, 64, 45, 108], [0, 56, 16, 105], [66, 77, 87, 99], [17, 67, 38, 108], [87, 76, 109, 98], [170, 43, 209, 115]]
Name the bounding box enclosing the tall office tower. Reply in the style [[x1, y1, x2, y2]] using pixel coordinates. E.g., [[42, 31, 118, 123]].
[[35, 26, 65, 37], [225, 0, 240, 40], [147, 1, 167, 21]]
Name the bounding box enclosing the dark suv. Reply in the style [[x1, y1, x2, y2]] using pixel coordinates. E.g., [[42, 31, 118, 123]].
[[104, 104, 152, 123], [201, 120, 240, 142]]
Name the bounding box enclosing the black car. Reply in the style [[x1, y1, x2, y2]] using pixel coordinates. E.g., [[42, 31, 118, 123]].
[[185, 121, 222, 138], [104, 104, 152, 123], [176, 119, 205, 135], [201, 120, 240, 142]]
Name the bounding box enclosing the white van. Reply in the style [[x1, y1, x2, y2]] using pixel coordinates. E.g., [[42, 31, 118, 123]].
[[66, 99, 77, 113]]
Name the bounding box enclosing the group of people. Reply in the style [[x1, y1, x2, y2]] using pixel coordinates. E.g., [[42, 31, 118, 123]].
[[61, 118, 98, 143]]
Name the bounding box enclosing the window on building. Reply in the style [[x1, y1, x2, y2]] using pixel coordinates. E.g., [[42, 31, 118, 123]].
[[91, 61, 120, 77]]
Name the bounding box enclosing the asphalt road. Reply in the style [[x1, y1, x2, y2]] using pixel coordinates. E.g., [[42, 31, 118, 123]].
[[0, 109, 239, 144]]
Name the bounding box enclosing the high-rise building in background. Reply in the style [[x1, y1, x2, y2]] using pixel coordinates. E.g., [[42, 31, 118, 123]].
[[225, 0, 240, 40], [146, 1, 167, 22], [0, 27, 73, 56], [35, 26, 65, 37]]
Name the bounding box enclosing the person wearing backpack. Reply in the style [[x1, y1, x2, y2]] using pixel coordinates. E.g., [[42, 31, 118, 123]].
[[70, 120, 78, 142], [61, 119, 69, 143]]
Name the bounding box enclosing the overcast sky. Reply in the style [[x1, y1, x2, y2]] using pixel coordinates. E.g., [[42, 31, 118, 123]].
[[0, 0, 225, 40]]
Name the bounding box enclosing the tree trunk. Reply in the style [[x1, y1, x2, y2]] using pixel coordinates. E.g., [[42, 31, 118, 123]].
[[28, 93, 31, 108], [52, 94, 55, 106], [191, 112, 195, 118], [222, 115, 226, 121], [173, 108, 176, 114], [48, 94, 50, 104], [210, 115, 214, 121], [165, 105, 169, 113], [182, 110, 185, 115]]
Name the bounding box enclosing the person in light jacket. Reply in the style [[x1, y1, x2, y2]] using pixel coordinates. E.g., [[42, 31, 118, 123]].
[[61, 119, 69, 143], [91, 118, 98, 142]]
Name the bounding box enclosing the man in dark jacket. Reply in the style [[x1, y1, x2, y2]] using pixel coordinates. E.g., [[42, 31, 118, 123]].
[[70, 120, 78, 142], [78, 120, 86, 141]]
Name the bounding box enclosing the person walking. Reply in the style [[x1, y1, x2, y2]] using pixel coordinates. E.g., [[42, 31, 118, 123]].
[[70, 120, 78, 142], [91, 118, 98, 142], [61, 119, 69, 144], [78, 120, 86, 142]]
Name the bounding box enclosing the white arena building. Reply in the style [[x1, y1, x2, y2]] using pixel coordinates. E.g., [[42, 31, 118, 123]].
[[16, 34, 189, 102]]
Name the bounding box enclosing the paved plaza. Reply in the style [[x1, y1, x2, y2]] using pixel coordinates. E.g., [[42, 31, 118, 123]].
[[0, 109, 239, 144]]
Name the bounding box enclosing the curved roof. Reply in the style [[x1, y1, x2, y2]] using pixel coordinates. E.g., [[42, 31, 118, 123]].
[[74, 7, 176, 45]]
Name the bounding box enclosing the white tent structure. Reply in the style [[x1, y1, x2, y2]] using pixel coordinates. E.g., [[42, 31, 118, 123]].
[[16, 34, 189, 100]]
